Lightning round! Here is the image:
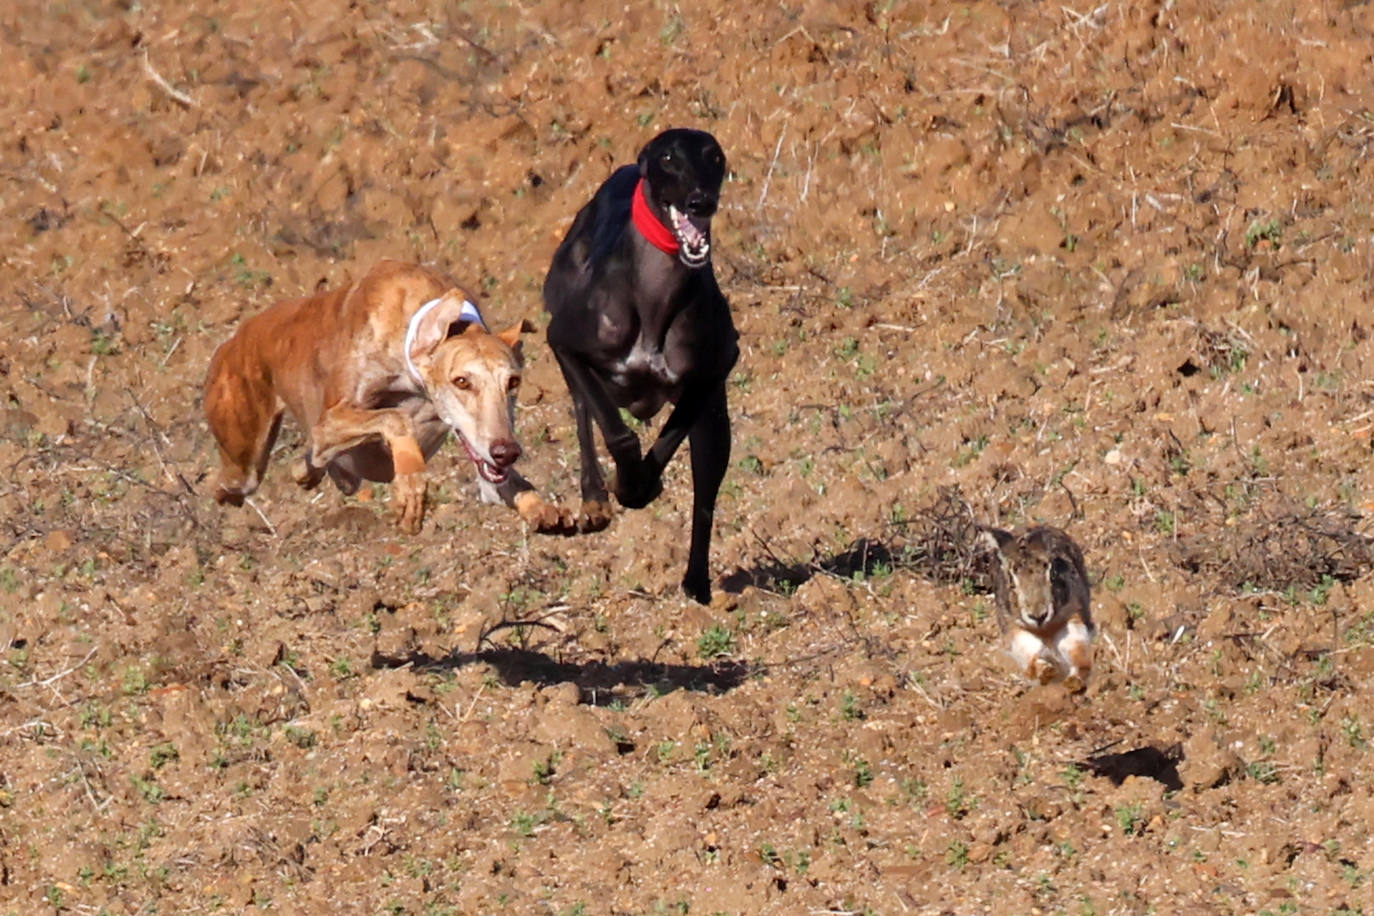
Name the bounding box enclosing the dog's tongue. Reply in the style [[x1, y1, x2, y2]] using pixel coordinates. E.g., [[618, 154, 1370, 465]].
[[668, 206, 711, 266], [477, 460, 508, 484], [454, 430, 509, 484]]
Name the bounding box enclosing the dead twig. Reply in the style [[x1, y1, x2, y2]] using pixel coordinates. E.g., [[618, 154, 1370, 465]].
[[142, 50, 199, 108]]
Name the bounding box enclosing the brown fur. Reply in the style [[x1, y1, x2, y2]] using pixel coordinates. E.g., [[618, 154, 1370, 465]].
[[204, 259, 571, 533], [979, 525, 1096, 691]]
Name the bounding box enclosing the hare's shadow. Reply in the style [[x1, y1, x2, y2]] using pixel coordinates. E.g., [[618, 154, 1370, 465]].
[[720, 536, 898, 595]]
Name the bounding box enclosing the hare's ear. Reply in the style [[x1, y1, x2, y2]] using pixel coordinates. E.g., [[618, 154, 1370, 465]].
[[975, 527, 1011, 556], [1049, 554, 1086, 609]]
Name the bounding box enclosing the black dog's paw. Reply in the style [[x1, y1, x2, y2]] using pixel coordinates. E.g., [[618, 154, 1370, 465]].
[[577, 500, 614, 532], [611, 469, 663, 510], [681, 571, 711, 606]]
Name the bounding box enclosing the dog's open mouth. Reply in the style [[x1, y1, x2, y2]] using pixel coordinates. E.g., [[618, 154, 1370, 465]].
[[668, 206, 711, 268], [454, 431, 509, 484]]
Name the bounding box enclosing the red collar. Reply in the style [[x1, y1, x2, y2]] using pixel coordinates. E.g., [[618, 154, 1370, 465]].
[[631, 178, 680, 256]]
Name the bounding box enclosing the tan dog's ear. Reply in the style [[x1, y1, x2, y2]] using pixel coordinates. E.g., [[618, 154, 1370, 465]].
[[409, 290, 478, 360], [495, 318, 537, 353]]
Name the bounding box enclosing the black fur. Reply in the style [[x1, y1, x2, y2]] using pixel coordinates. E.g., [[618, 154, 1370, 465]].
[[543, 128, 738, 604]]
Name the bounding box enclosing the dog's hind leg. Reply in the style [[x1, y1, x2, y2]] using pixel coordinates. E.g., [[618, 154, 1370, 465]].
[[681, 384, 730, 604], [551, 349, 642, 529], [572, 392, 615, 530], [204, 362, 283, 506]]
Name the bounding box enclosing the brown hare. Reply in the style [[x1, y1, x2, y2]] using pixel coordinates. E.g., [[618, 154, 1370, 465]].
[[978, 525, 1095, 692]]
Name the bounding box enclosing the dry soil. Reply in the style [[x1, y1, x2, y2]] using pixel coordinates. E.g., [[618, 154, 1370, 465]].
[[5, 1, 1374, 914]]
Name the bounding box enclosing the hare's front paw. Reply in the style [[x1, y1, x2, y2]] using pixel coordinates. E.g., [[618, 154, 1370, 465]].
[[1027, 656, 1061, 685]]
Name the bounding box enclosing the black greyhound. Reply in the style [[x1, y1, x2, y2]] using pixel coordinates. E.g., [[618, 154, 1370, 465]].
[[544, 128, 738, 604]]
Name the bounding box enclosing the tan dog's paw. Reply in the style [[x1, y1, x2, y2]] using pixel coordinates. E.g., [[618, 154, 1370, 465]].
[[577, 500, 613, 533], [392, 472, 426, 534], [515, 493, 579, 535], [291, 454, 325, 489], [1063, 671, 1088, 694], [213, 483, 245, 506]]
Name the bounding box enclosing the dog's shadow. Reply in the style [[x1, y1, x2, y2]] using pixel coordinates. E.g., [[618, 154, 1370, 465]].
[[373, 646, 751, 707], [720, 536, 899, 595], [1081, 743, 1185, 792]]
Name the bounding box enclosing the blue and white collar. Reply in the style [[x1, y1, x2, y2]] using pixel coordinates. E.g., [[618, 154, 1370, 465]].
[[403, 296, 485, 387]]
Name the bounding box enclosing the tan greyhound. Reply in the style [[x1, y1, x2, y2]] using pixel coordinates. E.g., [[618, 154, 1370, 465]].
[[204, 259, 571, 533]]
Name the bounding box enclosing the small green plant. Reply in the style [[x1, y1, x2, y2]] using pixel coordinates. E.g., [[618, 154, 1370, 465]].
[[1155, 510, 1176, 536], [1245, 760, 1280, 784], [945, 840, 970, 869], [131, 774, 164, 803], [945, 776, 973, 818], [736, 454, 764, 475], [284, 725, 317, 749], [122, 665, 149, 695], [1342, 715, 1367, 750], [852, 757, 874, 788], [533, 751, 560, 786], [229, 251, 272, 288], [91, 330, 119, 355], [839, 690, 864, 721], [659, 14, 684, 45], [1245, 217, 1283, 249], [149, 743, 178, 769], [900, 777, 927, 802], [1115, 802, 1145, 835], [697, 624, 735, 659]]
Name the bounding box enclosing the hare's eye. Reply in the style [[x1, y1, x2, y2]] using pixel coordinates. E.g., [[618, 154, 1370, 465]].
[[453, 376, 470, 390], [507, 375, 521, 392]]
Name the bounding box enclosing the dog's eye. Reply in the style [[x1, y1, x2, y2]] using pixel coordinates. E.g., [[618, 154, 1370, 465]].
[[507, 375, 521, 392], [659, 152, 674, 165], [453, 376, 470, 390]]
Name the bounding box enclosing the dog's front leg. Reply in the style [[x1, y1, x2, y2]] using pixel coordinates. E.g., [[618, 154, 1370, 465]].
[[682, 383, 730, 604], [489, 470, 578, 534], [308, 404, 429, 533]]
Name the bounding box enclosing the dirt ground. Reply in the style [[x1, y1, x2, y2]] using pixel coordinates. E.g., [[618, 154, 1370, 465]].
[[5, 0, 1374, 913]]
